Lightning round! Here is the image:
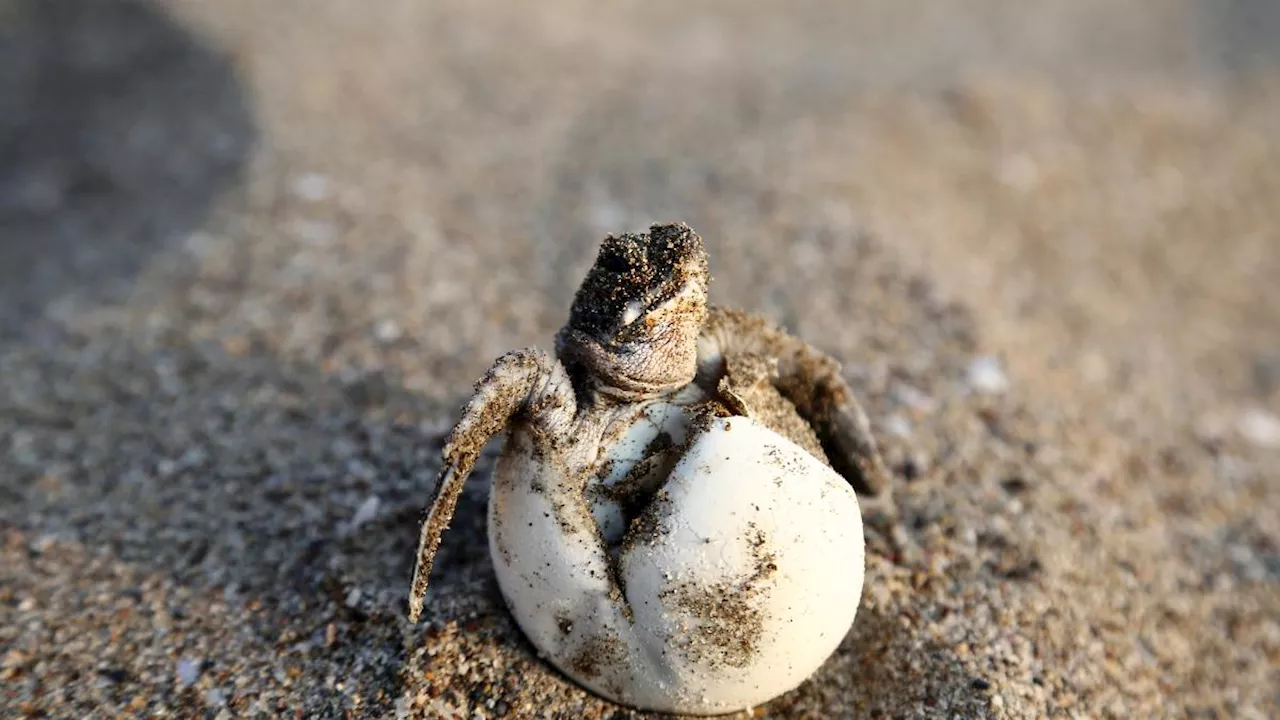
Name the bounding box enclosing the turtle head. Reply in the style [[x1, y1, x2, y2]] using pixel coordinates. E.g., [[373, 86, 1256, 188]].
[[556, 222, 710, 400]]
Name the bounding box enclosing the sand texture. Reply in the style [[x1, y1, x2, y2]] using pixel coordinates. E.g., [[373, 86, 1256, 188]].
[[2, 1, 1278, 718]]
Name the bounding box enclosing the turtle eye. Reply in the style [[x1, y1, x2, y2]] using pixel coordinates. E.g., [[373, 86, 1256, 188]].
[[620, 299, 644, 326]]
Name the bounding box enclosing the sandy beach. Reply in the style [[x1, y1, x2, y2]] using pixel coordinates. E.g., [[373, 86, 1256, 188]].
[[2, 1, 1278, 717]]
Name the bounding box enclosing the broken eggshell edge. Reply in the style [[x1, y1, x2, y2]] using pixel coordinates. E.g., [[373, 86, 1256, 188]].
[[487, 414, 866, 715]]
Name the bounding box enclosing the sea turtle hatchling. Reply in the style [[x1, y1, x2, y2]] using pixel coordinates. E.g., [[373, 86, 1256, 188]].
[[407, 222, 889, 715]]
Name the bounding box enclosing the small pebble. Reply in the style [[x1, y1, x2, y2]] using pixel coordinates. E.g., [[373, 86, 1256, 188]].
[[346, 458, 377, 482], [892, 383, 938, 414], [1194, 413, 1231, 445], [176, 657, 201, 688], [98, 668, 128, 684], [1000, 476, 1029, 495], [1237, 408, 1280, 448], [883, 414, 913, 438], [183, 231, 221, 259], [967, 356, 1009, 395], [3, 649, 29, 669], [899, 454, 927, 482], [348, 496, 381, 532], [180, 446, 209, 468], [375, 319, 403, 343], [204, 688, 228, 707], [291, 172, 332, 201]]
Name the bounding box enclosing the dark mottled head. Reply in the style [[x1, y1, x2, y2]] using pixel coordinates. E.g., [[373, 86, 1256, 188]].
[[556, 223, 710, 399]]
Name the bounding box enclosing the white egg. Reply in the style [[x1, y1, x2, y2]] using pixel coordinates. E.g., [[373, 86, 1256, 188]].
[[488, 410, 865, 715]]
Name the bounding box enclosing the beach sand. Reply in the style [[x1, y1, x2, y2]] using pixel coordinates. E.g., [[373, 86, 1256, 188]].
[[2, 1, 1277, 717]]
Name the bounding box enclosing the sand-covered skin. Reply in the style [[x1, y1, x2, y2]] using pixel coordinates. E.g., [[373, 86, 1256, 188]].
[[2, 1, 1278, 718]]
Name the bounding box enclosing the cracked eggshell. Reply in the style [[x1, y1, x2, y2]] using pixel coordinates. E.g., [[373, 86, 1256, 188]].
[[488, 413, 865, 716], [621, 416, 865, 713], [588, 401, 692, 547]]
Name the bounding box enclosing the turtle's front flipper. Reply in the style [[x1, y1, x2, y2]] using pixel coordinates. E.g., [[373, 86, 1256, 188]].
[[408, 348, 577, 623], [697, 307, 889, 496], [716, 351, 829, 464]]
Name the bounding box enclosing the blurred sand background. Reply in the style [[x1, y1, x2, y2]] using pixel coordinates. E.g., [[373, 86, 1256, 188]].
[[2, 1, 1278, 717]]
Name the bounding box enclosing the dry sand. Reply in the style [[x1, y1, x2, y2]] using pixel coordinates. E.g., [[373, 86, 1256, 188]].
[[2, 1, 1277, 718]]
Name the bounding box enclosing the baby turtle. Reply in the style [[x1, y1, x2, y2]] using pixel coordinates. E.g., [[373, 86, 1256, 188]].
[[408, 222, 888, 715]]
